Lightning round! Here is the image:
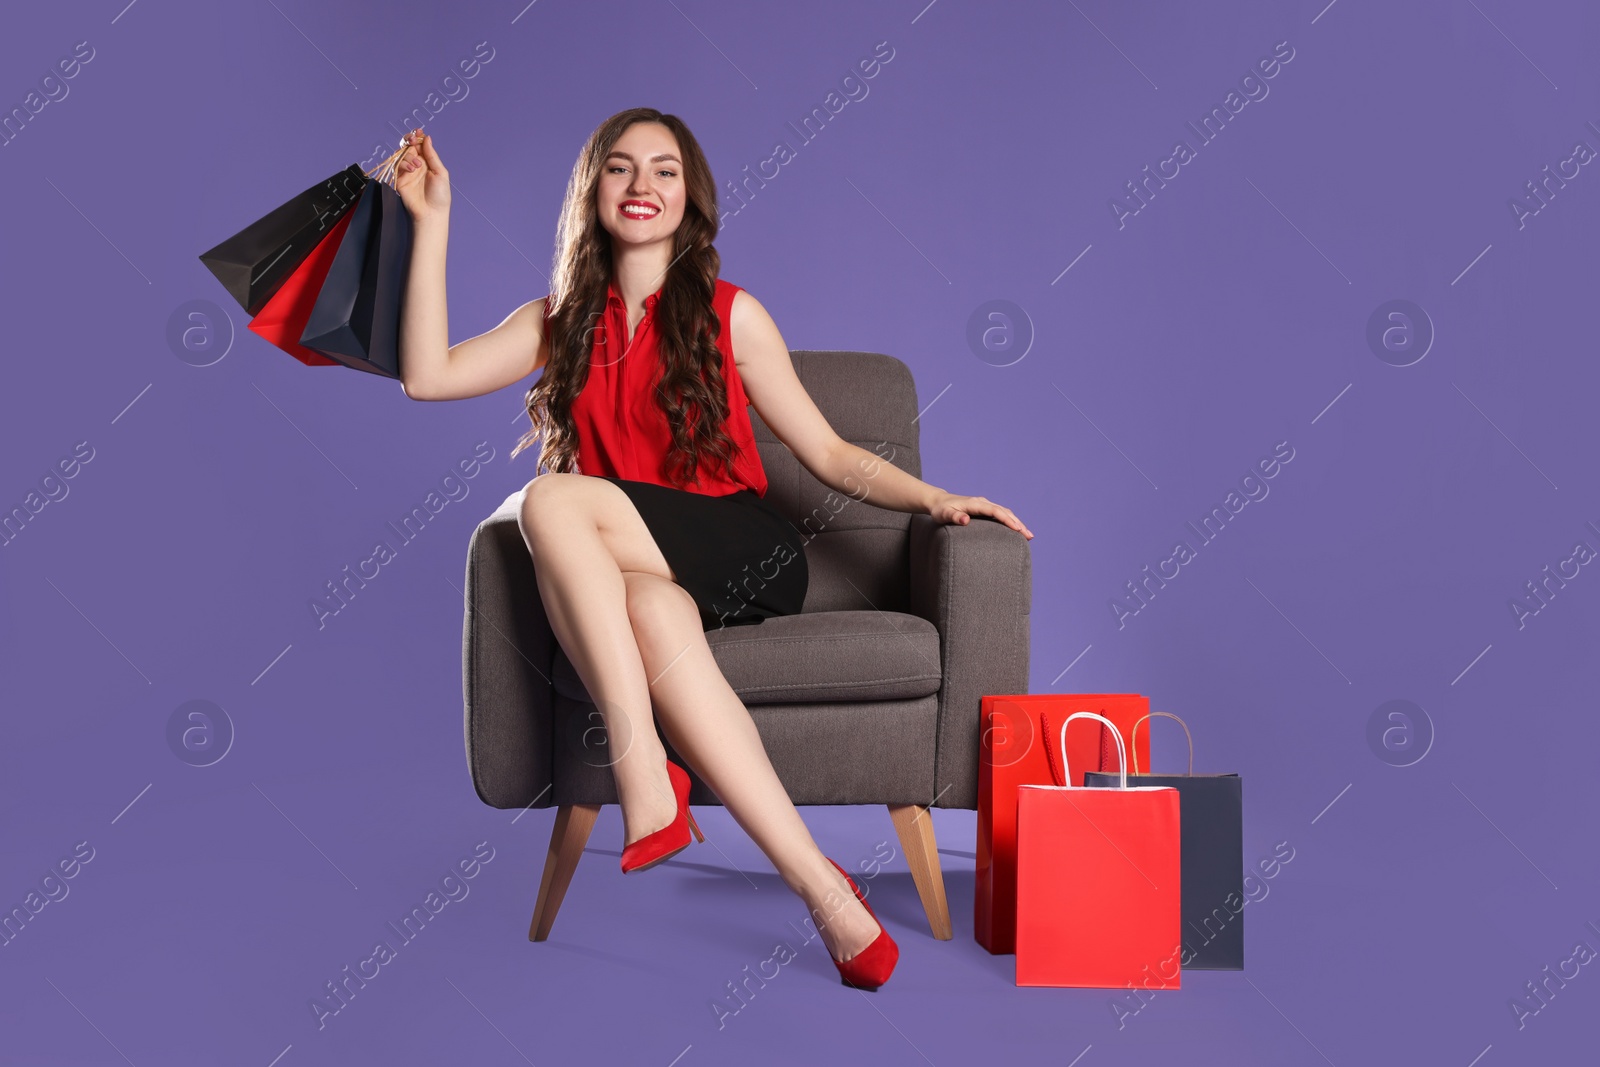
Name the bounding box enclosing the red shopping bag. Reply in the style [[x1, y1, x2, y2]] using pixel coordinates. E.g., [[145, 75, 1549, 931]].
[[975, 694, 1151, 954], [1015, 711, 1181, 988], [245, 206, 356, 366]]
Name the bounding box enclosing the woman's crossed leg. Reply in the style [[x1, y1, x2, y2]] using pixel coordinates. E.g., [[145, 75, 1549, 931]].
[[517, 472, 880, 962]]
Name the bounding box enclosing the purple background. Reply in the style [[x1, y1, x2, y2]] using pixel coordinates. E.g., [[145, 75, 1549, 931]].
[[2, 0, 1596, 1063]]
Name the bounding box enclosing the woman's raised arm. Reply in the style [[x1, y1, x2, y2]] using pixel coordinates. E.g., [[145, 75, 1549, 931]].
[[393, 130, 547, 401]]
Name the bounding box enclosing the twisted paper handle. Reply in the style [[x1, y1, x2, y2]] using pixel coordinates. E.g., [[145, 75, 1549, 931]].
[[1130, 711, 1194, 776], [364, 131, 422, 186], [1056, 711, 1128, 790]]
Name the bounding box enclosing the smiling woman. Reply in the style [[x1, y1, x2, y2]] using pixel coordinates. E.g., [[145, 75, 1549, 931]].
[[503, 117, 812, 630], [380, 105, 1027, 990]]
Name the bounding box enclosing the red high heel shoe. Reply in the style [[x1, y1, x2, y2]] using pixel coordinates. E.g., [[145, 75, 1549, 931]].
[[824, 857, 899, 990], [619, 759, 704, 874]]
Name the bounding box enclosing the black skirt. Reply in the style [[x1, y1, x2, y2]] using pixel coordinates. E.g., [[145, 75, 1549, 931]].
[[598, 476, 809, 632]]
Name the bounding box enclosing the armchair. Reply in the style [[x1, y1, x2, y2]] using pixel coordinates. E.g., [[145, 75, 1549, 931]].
[[460, 350, 1032, 940]]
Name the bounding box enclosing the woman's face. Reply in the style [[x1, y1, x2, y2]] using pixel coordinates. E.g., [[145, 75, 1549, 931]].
[[596, 121, 687, 251]]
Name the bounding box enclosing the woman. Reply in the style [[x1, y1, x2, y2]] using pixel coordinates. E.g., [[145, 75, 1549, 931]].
[[392, 108, 1033, 991]]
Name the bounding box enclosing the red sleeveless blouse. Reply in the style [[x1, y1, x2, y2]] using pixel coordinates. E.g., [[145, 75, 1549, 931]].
[[549, 277, 768, 498]]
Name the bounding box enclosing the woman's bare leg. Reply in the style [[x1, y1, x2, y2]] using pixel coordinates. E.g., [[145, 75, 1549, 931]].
[[517, 473, 684, 846], [619, 570, 883, 963]]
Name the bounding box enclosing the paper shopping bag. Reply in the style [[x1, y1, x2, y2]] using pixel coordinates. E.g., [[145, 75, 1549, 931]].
[[1085, 712, 1244, 970], [1016, 711, 1181, 988], [976, 693, 1151, 954], [199, 164, 367, 316], [299, 164, 413, 379], [245, 207, 355, 366]]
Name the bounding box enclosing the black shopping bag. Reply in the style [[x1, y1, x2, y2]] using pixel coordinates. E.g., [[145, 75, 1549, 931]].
[[1085, 712, 1244, 970], [198, 164, 367, 316], [299, 151, 413, 379]]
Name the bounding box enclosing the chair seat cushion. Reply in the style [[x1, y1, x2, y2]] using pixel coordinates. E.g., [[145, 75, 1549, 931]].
[[552, 609, 943, 706]]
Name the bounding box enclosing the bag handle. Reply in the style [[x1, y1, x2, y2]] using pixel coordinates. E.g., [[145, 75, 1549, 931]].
[[364, 132, 422, 186], [1057, 711, 1127, 790], [1130, 711, 1193, 776]]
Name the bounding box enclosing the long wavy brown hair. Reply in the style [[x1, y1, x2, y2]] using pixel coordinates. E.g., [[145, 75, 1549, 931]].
[[510, 108, 742, 490]]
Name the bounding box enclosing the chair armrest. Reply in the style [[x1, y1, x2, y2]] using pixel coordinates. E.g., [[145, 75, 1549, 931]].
[[908, 513, 1032, 810], [462, 490, 557, 810]]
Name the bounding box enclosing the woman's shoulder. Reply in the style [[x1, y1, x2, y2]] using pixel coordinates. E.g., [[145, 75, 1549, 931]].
[[713, 278, 745, 322]]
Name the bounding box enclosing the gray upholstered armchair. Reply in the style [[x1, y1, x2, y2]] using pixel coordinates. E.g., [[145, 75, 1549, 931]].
[[461, 350, 1032, 941]]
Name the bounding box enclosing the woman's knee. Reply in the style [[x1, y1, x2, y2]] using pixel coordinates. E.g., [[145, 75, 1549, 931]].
[[622, 572, 700, 644], [518, 472, 586, 543]]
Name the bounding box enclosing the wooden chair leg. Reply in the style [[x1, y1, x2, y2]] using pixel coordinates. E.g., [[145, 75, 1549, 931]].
[[888, 803, 954, 940], [529, 803, 599, 942]]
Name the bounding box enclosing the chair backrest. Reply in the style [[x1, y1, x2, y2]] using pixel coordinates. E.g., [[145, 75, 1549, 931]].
[[749, 350, 922, 615]]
